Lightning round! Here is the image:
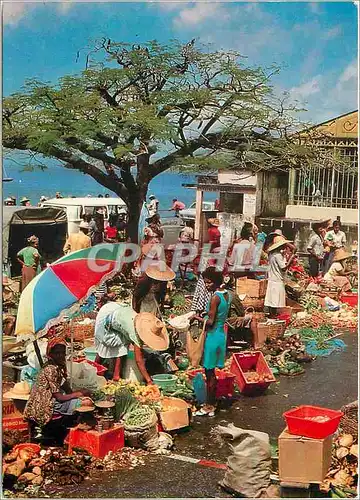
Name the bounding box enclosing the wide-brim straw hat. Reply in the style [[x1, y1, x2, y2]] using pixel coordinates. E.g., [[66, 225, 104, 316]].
[[135, 313, 169, 351], [333, 249, 352, 262], [145, 262, 175, 281], [267, 235, 292, 253], [4, 381, 31, 400], [20, 197, 30, 203], [208, 218, 220, 227]]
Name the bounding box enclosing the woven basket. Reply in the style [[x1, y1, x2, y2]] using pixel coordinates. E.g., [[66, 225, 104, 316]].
[[63, 321, 95, 342], [242, 298, 265, 311], [339, 400, 358, 438], [256, 321, 286, 341], [236, 278, 268, 298]]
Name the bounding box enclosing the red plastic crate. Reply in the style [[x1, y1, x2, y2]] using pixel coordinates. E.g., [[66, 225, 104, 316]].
[[187, 369, 236, 398], [67, 424, 124, 458], [230, 351, 275, 396], [283, 405, 343, 439], [339, 292, 358, 308]]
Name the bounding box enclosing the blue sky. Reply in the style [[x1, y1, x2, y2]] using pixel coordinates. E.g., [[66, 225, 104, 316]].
[[3, 1, 358, 124]]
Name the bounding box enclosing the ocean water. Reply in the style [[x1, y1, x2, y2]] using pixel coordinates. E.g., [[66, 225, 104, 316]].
[[2, 162, 216, 209]]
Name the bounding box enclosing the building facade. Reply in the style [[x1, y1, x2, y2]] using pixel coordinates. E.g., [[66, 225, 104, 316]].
[[286, 110, 358, 224]]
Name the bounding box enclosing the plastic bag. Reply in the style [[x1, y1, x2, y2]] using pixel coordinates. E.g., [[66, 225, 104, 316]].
[[186, 323, 206, 367], [217, 424, 271, 498], [67, 362, 99, 392]]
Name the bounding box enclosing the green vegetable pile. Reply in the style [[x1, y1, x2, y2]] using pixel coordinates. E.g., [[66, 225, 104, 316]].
[[161, 373, 195, 400], [124, 405, 155, 427], [299, 292, 321, 312], [298, 324, 335, 350]]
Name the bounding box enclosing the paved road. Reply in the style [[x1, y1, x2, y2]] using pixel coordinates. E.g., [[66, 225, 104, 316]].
[[51, 331, 358, 498]]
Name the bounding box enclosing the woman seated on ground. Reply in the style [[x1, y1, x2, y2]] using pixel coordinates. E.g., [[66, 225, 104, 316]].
[[193, 267, 231, 417], [323, 248, 353, 292], [24, 338, 90, 431]]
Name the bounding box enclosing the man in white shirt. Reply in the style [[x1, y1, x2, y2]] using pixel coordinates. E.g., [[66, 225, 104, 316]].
[[147, 195, 159, 217], [325, 220, 346, 249], [324, 220, 346, 273]]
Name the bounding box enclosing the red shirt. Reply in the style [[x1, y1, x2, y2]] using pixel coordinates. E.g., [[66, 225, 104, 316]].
[[105, 226, 117, 239], [208, 227, 221, 250], [172, 201, 186, 210]]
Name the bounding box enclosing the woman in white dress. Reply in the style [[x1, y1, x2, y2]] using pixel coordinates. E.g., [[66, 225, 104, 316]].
[[264, 236, 296, 317]]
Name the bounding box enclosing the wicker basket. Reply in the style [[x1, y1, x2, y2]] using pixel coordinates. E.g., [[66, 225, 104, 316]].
[[236, 278, 268, 298], [63, 321, 95, 342], [242, 298, 265, 311], [339, 400, 358, 438], [255, 321, 286, 341]]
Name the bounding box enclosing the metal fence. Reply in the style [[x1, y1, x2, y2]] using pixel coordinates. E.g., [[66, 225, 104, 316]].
[[293, 146, 358, 209]]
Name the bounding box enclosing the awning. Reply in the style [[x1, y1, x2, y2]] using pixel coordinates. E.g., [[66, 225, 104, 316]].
[[3, 207, 67, 264], [182, 183, 256, 193]]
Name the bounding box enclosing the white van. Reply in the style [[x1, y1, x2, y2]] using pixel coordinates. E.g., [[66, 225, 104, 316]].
[[41, 197, 127, 235]]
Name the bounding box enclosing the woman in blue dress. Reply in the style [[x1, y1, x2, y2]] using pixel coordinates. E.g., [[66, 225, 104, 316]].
[[195, 267, 231, 416]]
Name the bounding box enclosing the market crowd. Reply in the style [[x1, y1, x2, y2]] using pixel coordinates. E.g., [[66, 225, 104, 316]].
[[13, 192, 357, 425]]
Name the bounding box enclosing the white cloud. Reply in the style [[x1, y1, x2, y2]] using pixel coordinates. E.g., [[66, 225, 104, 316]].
[[322, 25, 342, 40], [3, 2, 33, 26], [289, 76, 322, 101], [173, 3, 229, 28], [338, 59, 358, 84]]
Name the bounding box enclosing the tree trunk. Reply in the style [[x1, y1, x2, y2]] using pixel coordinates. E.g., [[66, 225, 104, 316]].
[[127, 199, 141, 243], [126, 180, 149, 243]]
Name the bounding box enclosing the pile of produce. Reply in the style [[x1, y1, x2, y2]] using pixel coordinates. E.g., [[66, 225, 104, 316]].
[[290, 304, 358, 329], [261, 334, 313, 376], [299, 292, 321, 312], [124, 405, 156, 427], [100, 380, 161, 405], [243, 371, 273, 383], [321, 433, 358, 497], [298, 325, 335, 350], [3, 445, 92, 493], [91, 448, 148, 472], [161, 373, 195, 400]]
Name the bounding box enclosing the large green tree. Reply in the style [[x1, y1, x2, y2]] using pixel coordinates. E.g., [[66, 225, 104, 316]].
[[2, 39, 334, 240]]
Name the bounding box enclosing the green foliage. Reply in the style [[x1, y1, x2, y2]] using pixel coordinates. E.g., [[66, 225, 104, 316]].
[[3, 38, 339, 206]]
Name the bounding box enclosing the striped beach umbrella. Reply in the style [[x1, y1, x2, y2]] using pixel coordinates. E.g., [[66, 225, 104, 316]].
[[15, 244, 124, 339]]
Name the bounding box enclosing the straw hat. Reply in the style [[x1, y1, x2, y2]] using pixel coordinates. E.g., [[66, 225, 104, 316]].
[[267, 235, 292, 253], [333, 248, 352, 262], [20, 196, 30, 203], [4, 381, 31, 400], [145, 262, 175, 281], [135, 313, 169, 351], [208, 218, 220, 227]]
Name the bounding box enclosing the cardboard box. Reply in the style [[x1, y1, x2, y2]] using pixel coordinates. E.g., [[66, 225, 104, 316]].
[[278, 428, 333, 484], [236, 278, 268, 298], [2, 399, 28, 431]]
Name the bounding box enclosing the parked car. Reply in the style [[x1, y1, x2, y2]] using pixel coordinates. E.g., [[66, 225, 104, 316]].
[[179, 201, 217, 220]]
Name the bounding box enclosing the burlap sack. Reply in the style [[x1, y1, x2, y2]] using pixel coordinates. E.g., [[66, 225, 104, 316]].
[[217, 424, 271, 498]]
